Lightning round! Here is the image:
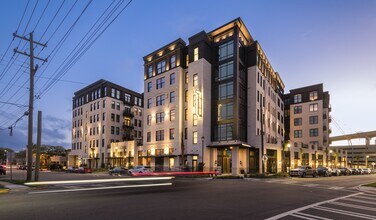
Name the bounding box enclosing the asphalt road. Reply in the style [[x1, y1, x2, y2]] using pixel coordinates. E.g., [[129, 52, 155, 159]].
[[0, 174, 375, 220]]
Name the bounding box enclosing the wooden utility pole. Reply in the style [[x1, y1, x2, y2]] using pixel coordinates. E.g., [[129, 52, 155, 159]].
[[35, 111, 42, 181], [13, 32, 47, 181]]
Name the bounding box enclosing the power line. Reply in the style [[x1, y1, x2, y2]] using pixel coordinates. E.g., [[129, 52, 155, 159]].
[[32, 0, 51, 32]]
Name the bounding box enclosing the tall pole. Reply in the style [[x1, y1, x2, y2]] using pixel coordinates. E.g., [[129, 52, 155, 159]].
[[260, 99, 265, 174], [35, 111, 42, 181], [13, 32, 47, 181], [10, 152, 12, 180]]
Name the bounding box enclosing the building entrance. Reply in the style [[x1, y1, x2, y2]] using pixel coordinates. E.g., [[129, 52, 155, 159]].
[[155, 157, 164, 172], [217, 149, 232, 174]]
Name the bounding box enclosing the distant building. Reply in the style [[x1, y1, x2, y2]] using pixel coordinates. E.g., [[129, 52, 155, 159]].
[[69, 79, 143, 168], [140, 18, 285, 175], [284, 83, 347, 168]]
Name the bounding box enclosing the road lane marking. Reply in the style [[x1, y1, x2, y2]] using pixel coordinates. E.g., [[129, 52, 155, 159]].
[[290, 213, 317, 220], [330, 201, 376, 212], [341, 197, 376, 205], [328, 186, 344, 190], [355, 195, 376, 201], [313, 206, 376, 219], [28, 182, 172, 194], [294, 212, 333, 220], [24, 176, 174, 185], [265, 192, 363, 220]]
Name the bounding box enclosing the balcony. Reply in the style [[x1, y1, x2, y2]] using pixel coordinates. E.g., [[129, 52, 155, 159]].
[[123, 109, 134, 118], [123, 123, 134, 130], [122, 134, 134, 141]]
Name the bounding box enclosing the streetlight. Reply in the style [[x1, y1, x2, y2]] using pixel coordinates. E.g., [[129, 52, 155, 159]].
[[366, 155, 369, 168], [201, 136, 205, 171]]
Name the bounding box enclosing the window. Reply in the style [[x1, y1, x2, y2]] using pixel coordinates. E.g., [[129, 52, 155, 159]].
[[294, 118, 302, 126], [147, 98, 152, 108], [156, 130, 164, 141], [116, 102, 120, 110], [111, 113, 115, 122], [170, 109, 175, 121], [193, 114, 198, 126], [156, 112, 165, 123], [309, 91, 318, 101], [116, 114, 120, 123], [309, 116, 318, 124], [219, 81, 233, 100], [309, 128, 319, 137], [185, 90, 188, 102], [193, 74, 198, 86], [185, 109, 187, 121], [111, 88, 115, 98], [111, 101, 115, 109], [184, 128, 187, 139], [218, 40, 233, 61], [294, 130, 302, 138], [309, 103, 318, 112], [218, 102, 233, 120], [116, 127, 120, 135], [147, 66, 153, 78], [116, 90, 120, 99], [170, 128, 175, 140], [147, 115, 151, 125], [194, 47, 199, 61], [170, 73, 175, 85], [147, 82, 152, 92], [102, 139, 105, 148], [294, 106, 302, 114], [157, 60, 166, 74], [293, 94, 302, 103], [111, 126, 115, 135], [156, 77, 165, 89], [170, 55, 176, 68], [217, 123, 233, 140], [193, 131, 198, 144], [124, 93, 131, 103], [156, 95, 165, 106], [185, 72, 188, 84], [218, 61, 234, 81], [102, 125, 105, 134], [170, 91, 175, 103], [147, 132, 151, 142]]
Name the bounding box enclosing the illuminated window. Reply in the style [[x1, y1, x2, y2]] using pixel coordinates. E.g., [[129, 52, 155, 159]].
[[194, 47, 199, 61], [293, 94, 302, 103], [193, 131, 198, 144], [185, 90, 188, 102], [218, 61, 234, 81], [147, 82, 152, 92], [156, 77, 165, 89], [157, 60, 166, 74], [147, 66, 153, 78], [170, 55, 176, 68], [309, 91, 318, 101], [185, 109, 187, 121], [193, 74, 198, 86], [170, 109, 175, 121], [309, 103, 318, 112], [193, 114, 198, 126], [185, 72, 188, 84], [186, 54, 189, 66], [219, 40, 234, 61]]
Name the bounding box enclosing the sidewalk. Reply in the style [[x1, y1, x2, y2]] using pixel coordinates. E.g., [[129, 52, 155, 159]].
[[0, 181, 29, 194]]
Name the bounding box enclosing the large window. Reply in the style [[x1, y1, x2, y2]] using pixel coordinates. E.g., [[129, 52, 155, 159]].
[[294, 118, 302, 126], [294, 106, 302, 114], [170, 73, 175, 85], [193, 114, 198, 126], [147, 115, 151, 125], [309, 116, 318, 124], [193, 74, 198, 86], [309, 128, 319, 137], [170, 91, 175, 103], [147, 82, 152, 92], [218, 61, 233, 81], [170, 55, 176, 68], [111, 101, 115, 109], [147, 132, 151, 142], [124, 93, 130, 103], [294, 130, 302, 138], [147, 66, 153, 78], [218, 40, 233, 61], [309, 103, 318, 112], [156, 95, 165, 106], [193, 131, 198, 144], [218, 102, 233, 120], [147, 98, 152, 108], [293, 94, 302, 103], [170, 109, 175, 121], [156, 77, 165, 89], [169, 128, 175, 140], [217, 123, 232, 140], [219, 81, 233, 100], [157, 60, 166, 74], [309, 91, 318, 101], [156, 130, 164, 141], [194, 47, 199, 61], [156, 112, 165, 124]]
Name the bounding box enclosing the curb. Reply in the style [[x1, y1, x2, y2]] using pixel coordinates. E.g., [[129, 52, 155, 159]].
[[356, 185, 376, 195]]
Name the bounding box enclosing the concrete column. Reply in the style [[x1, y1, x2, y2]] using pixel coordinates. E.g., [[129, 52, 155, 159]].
[[232, 147, 239, 176]]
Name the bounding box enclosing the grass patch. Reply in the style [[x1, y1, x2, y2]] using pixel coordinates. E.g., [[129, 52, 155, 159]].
[[2, 179, 27, 185], [363, 182, 376, 187]]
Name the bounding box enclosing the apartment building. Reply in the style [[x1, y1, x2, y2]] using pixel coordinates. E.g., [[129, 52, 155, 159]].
[[140, 18, 285, 175], [69, 79, 143, 168], [284, 84, 346, 169]]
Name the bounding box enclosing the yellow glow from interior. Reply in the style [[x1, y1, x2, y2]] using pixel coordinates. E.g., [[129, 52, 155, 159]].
[[169, 45, 176, 51], [164, 147, 169, 155], [147, 56, 152, 62], [151, 148, 155, 156], [158, 51, 163, 56]]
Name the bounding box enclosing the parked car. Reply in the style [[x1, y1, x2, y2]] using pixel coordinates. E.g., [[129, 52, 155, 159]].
[[316, 167, 332, 177], [339, 168, 351, 176], [289, 166, 317, 178], [75, 167, 92, 173], [350, 168, 359, 175], [356, 168, 364, 175], [362, 168, 371, 174], [129, 166, 153, 175], [0, 165, 6, 175], [18, 165, 26, 170], [331, 168, 341, 176], [109, 167, 129, 176]]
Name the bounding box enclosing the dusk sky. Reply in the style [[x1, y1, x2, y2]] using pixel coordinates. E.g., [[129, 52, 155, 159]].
[[0, 0, 375, 151]]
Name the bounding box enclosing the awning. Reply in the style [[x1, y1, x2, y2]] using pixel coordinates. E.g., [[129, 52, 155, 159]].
[[207, 141, 251, 149]]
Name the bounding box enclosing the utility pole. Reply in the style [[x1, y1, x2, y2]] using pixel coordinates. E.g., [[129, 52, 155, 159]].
[[13, 32, 47, 181], [35, 111, 42, 181]]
